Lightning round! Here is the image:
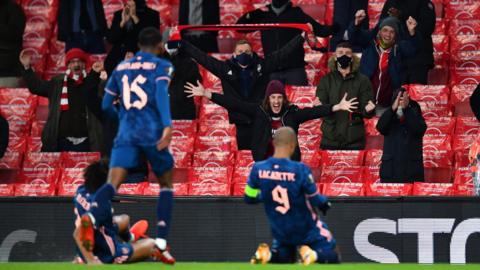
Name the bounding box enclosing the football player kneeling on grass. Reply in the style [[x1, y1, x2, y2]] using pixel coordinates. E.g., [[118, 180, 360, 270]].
[[245, 127, 340, 265], [73, 160, 167, 264]]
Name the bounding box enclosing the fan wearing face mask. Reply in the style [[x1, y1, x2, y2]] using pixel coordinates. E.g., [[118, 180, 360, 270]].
[[237, 0, 339, 86], [104, 0, 161, 75], [347, 11, 420, 116], [179, 33, 307, 150], [316, 42, 376, 150]]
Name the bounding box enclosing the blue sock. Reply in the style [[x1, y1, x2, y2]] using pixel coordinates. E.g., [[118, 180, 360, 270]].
[[89, 183, 116, 226], [156, 188, 173, 239]]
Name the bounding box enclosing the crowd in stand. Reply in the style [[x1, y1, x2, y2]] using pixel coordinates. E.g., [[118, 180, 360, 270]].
[[1, 0, 478, 187]]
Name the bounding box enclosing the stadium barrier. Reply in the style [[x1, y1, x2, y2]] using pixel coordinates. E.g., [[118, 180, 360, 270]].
[[0, 196, 479, 263]]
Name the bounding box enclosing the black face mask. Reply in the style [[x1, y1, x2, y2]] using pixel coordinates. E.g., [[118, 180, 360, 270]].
[[336, 55, 352, 70], [272, 0, 289, 8], [234, 53, 253, 67]]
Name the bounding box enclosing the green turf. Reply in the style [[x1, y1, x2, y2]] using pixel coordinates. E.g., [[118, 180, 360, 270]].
[[1, 263, 479, 270]]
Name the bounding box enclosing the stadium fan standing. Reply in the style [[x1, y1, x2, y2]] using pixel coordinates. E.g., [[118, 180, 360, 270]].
[[185, 80, 357, 161], [180, 34, 307, 150]]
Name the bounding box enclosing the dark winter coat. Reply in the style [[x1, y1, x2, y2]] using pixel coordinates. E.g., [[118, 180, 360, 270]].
[[0, 1, 25, 76], [181, 35, 305, 148], [237, 2, 336, 70], [104, 4, 160, 75], [376, 101, 426, 183], [57, 0, 108, 42], [316, 55, 374, 150], [22, 69, 103, 152], [380, 0, 436, 69], [0, 114, 8, 159], [469, 84, 480, 122], [347, 20, 420, 93], [210, 93, 334, 161]]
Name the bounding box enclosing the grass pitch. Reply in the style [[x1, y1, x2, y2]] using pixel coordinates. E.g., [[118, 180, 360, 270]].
[[1, 263, 479, 270]]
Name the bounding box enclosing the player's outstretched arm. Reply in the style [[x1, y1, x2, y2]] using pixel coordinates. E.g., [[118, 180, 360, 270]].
[[73, 227, 102, 265]]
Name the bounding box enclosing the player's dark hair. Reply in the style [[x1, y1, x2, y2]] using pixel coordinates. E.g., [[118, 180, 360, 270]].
[[138, 27, 163, 48], [336, 41, 353, 50], [83, 159, 109, 194]]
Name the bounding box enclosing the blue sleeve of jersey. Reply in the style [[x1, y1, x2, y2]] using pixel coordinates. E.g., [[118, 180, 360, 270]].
[[244, 165, 261, 204], [105, 70, 120, 96], [102, 71, 119, 119], [301, 165, 328, 207], [155, 79, 172, 128]]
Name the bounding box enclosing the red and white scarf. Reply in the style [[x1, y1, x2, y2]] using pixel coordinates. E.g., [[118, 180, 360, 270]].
[[61, 69, 87, 111]]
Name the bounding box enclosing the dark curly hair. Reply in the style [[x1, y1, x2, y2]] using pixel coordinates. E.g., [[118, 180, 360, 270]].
[[83, 159, 109, 194]]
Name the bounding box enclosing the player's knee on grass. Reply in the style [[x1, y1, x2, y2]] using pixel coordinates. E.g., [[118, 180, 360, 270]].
[[113, 214, 130, 232], [129, 239, 156, 262]]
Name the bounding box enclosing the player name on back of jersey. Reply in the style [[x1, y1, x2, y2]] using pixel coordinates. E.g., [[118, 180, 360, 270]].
[[258, 170, 296, 181], [117, 61, 156, 71]]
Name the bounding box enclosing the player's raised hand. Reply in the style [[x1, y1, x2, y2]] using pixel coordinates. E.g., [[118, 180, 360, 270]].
[[332, 93, 358, 112], [184, 80, 212, 99], [120, 5, 131, 27], [354, 9, 367, 26], [157, 127, 172, 151]]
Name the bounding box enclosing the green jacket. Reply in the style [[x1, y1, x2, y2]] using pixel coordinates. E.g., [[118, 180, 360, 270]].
[[316, 55, 374, 149]]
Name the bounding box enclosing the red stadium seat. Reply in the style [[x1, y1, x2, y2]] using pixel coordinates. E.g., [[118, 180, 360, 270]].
[[143, 182, 189, 197], [26, 136, 42, 152], [432, 35, 449, 53], [454, 150, 470, 169], [193, 151, 235, 168], [361, 166, 380, 184], [62, 152, 101, 169], [172, 120, 197, 137], [418, 102, 452, 117], [322, 183, 364, 196], [235, 150, 254, 168], [298, 135, 321, 152], [452, 134, 476, 151], [365, 183, 413, 196], [423, 150, 453, 168], [0, 184, 15, 196], [231, 166, 250, 184], [434, 19, 446, 35], [298, 4, 326, 23], [287, 86, 321, 108], [454, 184, 475, 196], [0, 152, 23, 170], [454, 167, 473, 186], [198, 120, 236, 137], [194, 136, 236, 152], [30, 120, 45, 137], [321, 150, 364, 167], [425, 117, 456, 135], [424, 167, 452, 183], [365, 135, 384, 150], [364, 117, 380, 136], [412, 182, 454, 196], [364, 149, 382, 167], [169, 136, 195, 154], [449, 20, 480, 36], [0, 88, 37, 106], [445, 2, 480, 20], [232, 181, 247, 196], [450, 84, 477, 105], [198, 103, 229, 121], [408, 84, 450, 104], [23, 152, 61, 169], [423, 135, 452, 152], [7, 137, 27, 153], [219, 4, 247, 38], [189, 181, 231, 196], [367, 1, 384, 29], [305, 53, 328, 70], [14, 183, 55, 196], [172, 151, 192, 168], [451, 51, 480, 70], [427, 68, 449, 85], [298, 119, 322, 137], [19, 167, 60, 185], [455, 117, 480, 135], [57, 168, 85, 196], [450, 35, 480, 54], [118, 183, 147, 195], [320, 166, 363, 183], [189, 167, 232, 184]]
